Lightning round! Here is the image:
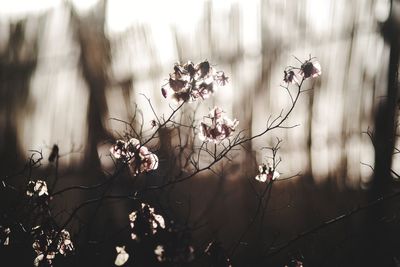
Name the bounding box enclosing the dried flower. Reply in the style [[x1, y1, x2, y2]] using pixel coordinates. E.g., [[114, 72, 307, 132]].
[[110, 139, 159, 175], [161, 60, 228, 102], [282, 56, 321, 87], [34, 252, 56, 267], [115, 246, 129, 266], [154, 245, 166, 262], [199, 107, 239, 143], [26, 180, 49, 197], [150, 119, 158, 128], [0, 226, 10, 245], [110, 140, 127, 159], [31, 226, 74, 267], [299, 58, 321, 79], [255, 163, 280, 182], [129, 203, 166, 241], [215, 71, 229, 86], [283, 70, 299, 85], [197, 60, 211, 78], [58, 230, 74, 256], [126, 139, 159, 175]]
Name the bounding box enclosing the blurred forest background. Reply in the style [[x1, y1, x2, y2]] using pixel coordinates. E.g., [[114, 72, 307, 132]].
[[1, 0, 400, 266]]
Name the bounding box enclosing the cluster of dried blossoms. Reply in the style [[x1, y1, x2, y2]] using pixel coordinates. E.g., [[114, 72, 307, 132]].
[[161, 60, 238, 143], [122, 203, 195, 265], [199, 106, 239, 143], [161, 60, 228, 102], [255, 163, 280, 182], [110, 138, 158, 175], [32, 226, 74, 267], [254, 56, 322, 183], [128, 203, 165, 241], [283, 57, 321, 85], [26, 180, 49, 198]]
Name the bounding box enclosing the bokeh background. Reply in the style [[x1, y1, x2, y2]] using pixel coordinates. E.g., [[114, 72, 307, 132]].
[[1, 0, 400, 266]]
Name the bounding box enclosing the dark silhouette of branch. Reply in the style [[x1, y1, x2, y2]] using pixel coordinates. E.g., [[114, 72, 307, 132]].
[[263, 189, 400, 260]]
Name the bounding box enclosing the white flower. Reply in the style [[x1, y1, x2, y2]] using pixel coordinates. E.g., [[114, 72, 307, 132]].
[[34, 180, 48, 196], [154, 245, 165, 262], [115, 246, 129, 266], [153, 214, 166, 230], [129, 203, 166, 239], [27, 180, 48, 197], [255, 163, 280, 182], [58, 229, 74, 256], [110, 138, 159, 175], [128, 211, 137, 228], [33, 254, 44, 267]]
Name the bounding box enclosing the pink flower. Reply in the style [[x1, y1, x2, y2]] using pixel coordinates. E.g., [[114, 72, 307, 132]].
[[161, 60, 228, 103], [110, 139, 159, 175], [199, 107, 239, 143], [125, 139, 159, 175], [110, 140, 127, 159]]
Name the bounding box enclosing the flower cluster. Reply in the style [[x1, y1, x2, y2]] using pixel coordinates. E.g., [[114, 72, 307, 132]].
[[57, 230, 74, 256], [26, 180, 49, 198], [199, 106, 239, 143], [32, 226, 74, 267], [161, 60, 228, 102], [110, 138, 158, 175], [255, 163, 280, 182], [283, 57, 321, 85], [128, 203, 165, 241], [125, 203, 195, 265]]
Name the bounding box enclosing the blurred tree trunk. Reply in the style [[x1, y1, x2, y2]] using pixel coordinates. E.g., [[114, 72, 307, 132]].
[[373, 1, 400, 191], [365, 3, 400, 265], [0, 20, 37, 174], [70, 0, 111, 172]]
